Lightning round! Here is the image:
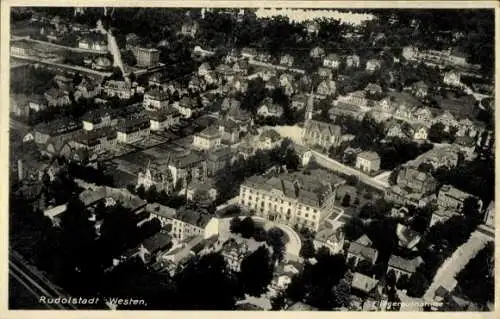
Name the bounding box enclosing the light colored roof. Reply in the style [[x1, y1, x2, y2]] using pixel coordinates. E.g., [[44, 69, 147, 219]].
[[388, 255, 423, 273], [348, 242, 378, 263], [351, 272, 379, 293], [357, 151, 380, 161]]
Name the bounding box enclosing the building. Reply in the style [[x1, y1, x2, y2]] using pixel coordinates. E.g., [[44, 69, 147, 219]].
[[173, 97, 197, 118], [193, 125, 222, 150], [257, 100, 284, 118], [180, 20, 199, 37], [453, 136, 477, 160], [170, 208, 213, 241], [82, 109, 116, 131], [316, 79, 336, 96], [148, 108, 181, 131], [407, 145, 460, 169], [103, 80, 134, 100], [410, 81, 429, 98], [239, 170, 345, 232], [198, 62, 212, 77], [241, 47, 257, 60], [44, 88, 71, 107], [30, 118, 83, 146], [355, 151, 381, 173], [317, 67, 333, 79], [302, 119, 342, 149], [143, 88, 169, 110], [78, 32, 107, 51], [483, 201, 494, 229], [396, 166, 439, 195], [70, 127, 117, 152], [146, 203, 177, 227], [116, 117, 150, 143], [443, 70, 461, 87], [437, 185, 482, 212], [207, 147, 236, 176], [28, 95, 48, 111], [387, 255, 424, 280], [310, 46, 326, 59], [430, 209, 460, 227], [280, 54, 295, 67], [412, 124, 429, 141], [323, 53, 340, 69], [346, 54, 361, 68], [346, 235, 378, 267], [291, 94, 308, 110], [313, 226, 345, 255], [132, 47, 160, 68], [10, 40, 32, 56], [365, 59, 381, 72]]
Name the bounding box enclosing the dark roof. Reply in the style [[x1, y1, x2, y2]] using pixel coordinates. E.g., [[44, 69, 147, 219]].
[[304, 119, 342, 137], [142, 231, 172, 253], [175, 208, 212, 228], [348, 242, 378, 263], [35, 118, 82, 136], [117, 117, 150, 133], [388, 255, 423, 273], [74, 127, 117, 146]]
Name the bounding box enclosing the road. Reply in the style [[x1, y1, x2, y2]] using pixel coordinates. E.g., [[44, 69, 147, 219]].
[[9, 250, 77, 310], [11, 54, 112, 77], [248, 59, 305, 74], [423, 230, 491, 304], [12, 37, 109, 55]]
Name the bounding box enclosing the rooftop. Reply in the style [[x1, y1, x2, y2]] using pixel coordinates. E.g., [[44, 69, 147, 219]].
[[347, 242, 378, 263], [357, 151, 380, 161], [142, 231, 172, 253], [174, 208, 212, 228], [388, 255, 423, 273], [351, 272, 380, 294]]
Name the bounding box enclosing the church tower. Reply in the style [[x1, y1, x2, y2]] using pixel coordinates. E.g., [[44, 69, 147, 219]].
[[305, 88, 314, 122]]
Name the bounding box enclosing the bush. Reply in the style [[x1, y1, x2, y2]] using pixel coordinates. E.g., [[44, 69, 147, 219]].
[[341, 193, 351, 207]]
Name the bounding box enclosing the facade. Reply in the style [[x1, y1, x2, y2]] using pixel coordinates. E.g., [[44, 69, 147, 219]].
[[323, 53, 340, 69], [103, 80, 134, 99], [149, 108, 181, 131], [70, 127, 117, 152], [280, 54, 295, 67], [430, 209, 460, 227], [132, 47, 160, 68], [143, 89, 169, 109], [239, 170, 345, 232], [193, 125, 222, 150], [173, 97, 197, 118], [346, 54, 361, 68], [316, 80, 336, 96], [82, 109, 116, 131], [116, 118, 151, 143], [387, 255, 424, 280], [437, 185, 483, 212], [355, 151, 381, 173], [170, 208, 211, 241], [180, 20, 199, 37]]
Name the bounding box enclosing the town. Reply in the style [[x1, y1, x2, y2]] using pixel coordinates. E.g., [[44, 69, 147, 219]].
[[9, 7, 495, 312]]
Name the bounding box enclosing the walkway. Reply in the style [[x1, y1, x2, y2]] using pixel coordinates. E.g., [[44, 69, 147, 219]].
[[423, 230, 492, 303]]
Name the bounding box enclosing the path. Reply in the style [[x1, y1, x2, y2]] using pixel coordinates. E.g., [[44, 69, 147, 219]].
[[423, 230, 492, 303]]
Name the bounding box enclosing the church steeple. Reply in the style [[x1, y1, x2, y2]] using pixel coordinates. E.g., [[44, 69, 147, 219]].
[[305, 88, 314, 122]]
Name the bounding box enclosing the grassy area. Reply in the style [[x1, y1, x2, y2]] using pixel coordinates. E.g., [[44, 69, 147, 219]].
[[334, 184, 382, 218]]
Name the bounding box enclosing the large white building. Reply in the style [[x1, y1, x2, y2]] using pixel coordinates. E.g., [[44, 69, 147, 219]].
[[239, 170, 345, 232]]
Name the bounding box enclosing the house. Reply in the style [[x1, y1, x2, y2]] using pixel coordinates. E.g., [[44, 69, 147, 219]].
[[180, 20, 199, 37], [385, 121, 408, 139], [351, 272, 380, 295], [138, 231, 173, 264], [145, 203, 176, 227], [10, 94, 30, 117], [173, 97, 198, 118], [443, 70, 461, 86], [143, 88, 169, 110], [232, 60, 249, 75], [280, 54, 295, 67], [148, 108, 181, 131], [408, 145, 461, 169], [313, 226, 345, 254], [116, 117, 150, 144], [70, 127, 117, 152], [188, 75, 207, 92], [257, 99, 284, 118], [346, 235, 378, 267], [453, 136, 476, 160], [239, 170, 345, 232], [44, 88, 71, 107], [31, 118, 83, 146], [365, 59, 381, 72], [302, 119, 342, 149], [402, 46, 419, 61], [305, 21, 319, 35], [412, 107, 434, 123], [198, 62, 212, 77], [432, 111, 458, 132], [449, 48, 468, 66], [412, 124, 428, 141], [78, 32, 107, 51], [74, 78, 101, 100], [291, 94, 308, 110], [355, 151, 381, 173], [82, 108, 117, 131], [310, 46, 326, 59], [387, 255, 424, 280], [255, 51, 272, 63], [396, 223, 421, 250], [430, 209, 460, 227], [27, 95, 47, 112], [329, 102, 365, 121], [207, 147, 236, 176], [103, 80, 134, 100], [346, 54, 361, 68], [410, 81, 429, 98], [91, 56, 112, 71], [170, 208, 214, 241], [437, 185, 482, 212], [317, 67, 333, 79], [193, 125, 222, 150], [323, 53, 340, 69], [365, 83, 383, 96], [258, 130, 282, 150], [316, 79, 336, 96], [396, 166, 439, 195]]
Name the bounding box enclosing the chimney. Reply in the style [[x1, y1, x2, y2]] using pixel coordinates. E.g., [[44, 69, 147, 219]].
[[17, 159, 23, 181]]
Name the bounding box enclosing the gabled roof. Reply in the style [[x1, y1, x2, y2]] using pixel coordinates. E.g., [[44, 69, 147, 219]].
[[357, 151, 380, 161], [142, 231, 172, 254], [304, 119, 342, 137], [348, 242, 378, 263], [351, 272, 380, 293], [388, 255, 423, 273]]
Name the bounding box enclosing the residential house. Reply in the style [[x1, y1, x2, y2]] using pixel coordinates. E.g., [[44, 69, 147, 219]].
[[432, 111, 458, 131], [387, 255, 424, 281], [265, 76, 279, 91], [430, 209, 460, 227], [351, 272, 380, 296], [437, 185, 483, 212], [365, 83, 383, 96], [385, 121, 408, 139], [193, 125, 222, 150], [137, 231, 172, 264], [317, 67, 333, 79], [291, 94, 308, 110], [180, 20, 199, 37], [302, 119, 342, 149], [346, 235, 378, 267], [198, 62, 212, 77], [82, 108, 117, 131], [116, 117, 150, 143], [148, 108, 181, 131], [145, 203, 176, 227], [365, 59, 381, 72], [215, 64, 236, 81], [396, 166, 439, 195], [305, 21, 319, 35], [346, 54, 361, 68], [329, 102, 365, 121], [336, 90, 369, 108], [396, 223, 421, 250], [408, 145, 461, 169], [410, 81, 429, 98], [232, 60, 249, 75], [412, 124, 429, 141], [173, 97, 198, 118], [316, 79, 336, 96], [103, 80, 134, 100], [188, 76, 207, 93], [170, 208, 215, 241], [280, 54, 295, 67], [28, 95, 47, 112], [90, 56, 112, 71], [31, 118, 82, 146], [168, 151, 208, 187], [186, 180, 218, 203], [443, 70, 461, 87], [74, 78, 101, 100], [453, 136, 476, 160], [313, 226, 345, 254], [412, 107, 434, 123], [310, 46, 326, 59], [207, 147, 236, 176], [323, 53, 341, 69], [78, 32, 107, 51], [258, 130, 282, 150], [257, 99, 284, 118], [355, 151, 381, 173], [255, 51, 272, 63], [44, 88, 71, 107], [70, 127, 117, 152]]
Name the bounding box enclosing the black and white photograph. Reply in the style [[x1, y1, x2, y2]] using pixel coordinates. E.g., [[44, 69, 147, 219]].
[[4, 2, 496, 313]]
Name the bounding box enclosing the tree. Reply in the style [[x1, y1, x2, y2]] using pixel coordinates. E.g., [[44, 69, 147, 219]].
[[271, 292, 286, 310], [341, 193, 351, 207], [461, 196, 481, 220], [388, 166, 401, 185], [427, 122, 447, 143], [300, 239, 316, 259], [396, 274, 409, 290], [343, 217, 364, 241], [136, 184, 146, 199], [239, 246, 274, 297], [229, 217, 242, 234], [406, 270, 430, 298], [355, 260, 374, 276], [332, 279, 351, 308], [266, 227, 286, 263], [239, 217, 256, 239], [386, 269, 397, 288]]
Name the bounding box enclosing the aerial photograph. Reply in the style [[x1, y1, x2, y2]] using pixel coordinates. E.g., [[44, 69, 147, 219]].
[[8, 6, 495, 311]]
